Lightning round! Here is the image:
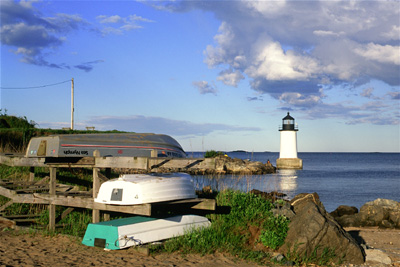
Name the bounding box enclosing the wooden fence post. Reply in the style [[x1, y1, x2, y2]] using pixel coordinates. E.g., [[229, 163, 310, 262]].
[[92, 150, 100, 223], [29, 167, 35, 182], [49, 167, 56, 231]]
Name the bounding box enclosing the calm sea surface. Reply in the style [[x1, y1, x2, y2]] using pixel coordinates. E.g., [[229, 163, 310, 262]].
[[188, 152, 400, 212]]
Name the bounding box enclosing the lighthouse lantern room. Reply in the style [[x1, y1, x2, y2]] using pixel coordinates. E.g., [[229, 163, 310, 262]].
[[276, 112, 303, 169]]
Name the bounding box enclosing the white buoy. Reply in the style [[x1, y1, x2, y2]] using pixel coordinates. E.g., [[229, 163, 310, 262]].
[[276, 112, 303, 169]]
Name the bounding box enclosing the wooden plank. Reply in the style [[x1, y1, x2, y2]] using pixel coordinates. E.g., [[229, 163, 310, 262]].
[[3, 214, 41, 219], [1, 189, 214, 217], [0, 180, 38, 187], [16, 193, 152, 216], [153, 198, 216, 211], [0, 200, 14, 212], [97, 172, 109, 183], [0, 186, 17, 199], [15, 187, 49, 193], [48, 167, 56, 231], [57, 207, 74, 223], [29, 167, 35, 182], [94, 156, 149, 169], [1, 154, 217, 171], [190, 198, 216, 210], [149, 158, 216, 170], [0, 155, 46, 167]]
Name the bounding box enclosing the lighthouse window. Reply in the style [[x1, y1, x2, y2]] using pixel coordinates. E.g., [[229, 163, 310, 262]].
[[284, 119, 293, 124]]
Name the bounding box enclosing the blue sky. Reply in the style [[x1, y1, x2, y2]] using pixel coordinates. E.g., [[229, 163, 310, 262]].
[[1, 0, 399, 152]]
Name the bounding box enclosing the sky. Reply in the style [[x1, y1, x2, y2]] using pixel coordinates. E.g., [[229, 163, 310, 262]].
[[1, 0, 399, 153]]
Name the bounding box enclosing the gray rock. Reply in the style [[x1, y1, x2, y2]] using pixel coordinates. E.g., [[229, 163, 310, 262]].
[[279, 193, 365, 265], [330, 205, 358, 218], [359, 198, 400, 228], [272, 201, 296, 220], [332, 199, 400, 229], [271, 253, 285, 262], [365, 249, 392, 265]]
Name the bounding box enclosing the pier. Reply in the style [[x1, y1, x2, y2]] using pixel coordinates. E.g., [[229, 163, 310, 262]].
[[0, 153, 216, 230]]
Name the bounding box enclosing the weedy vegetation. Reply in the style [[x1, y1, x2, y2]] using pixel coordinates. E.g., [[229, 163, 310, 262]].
[[204, 150, 226, 158], [154, 190, 290, 265]]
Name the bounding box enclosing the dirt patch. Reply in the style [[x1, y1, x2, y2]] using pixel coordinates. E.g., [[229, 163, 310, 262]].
[[0, 229, 265, 267], [0, 227, 399, 267], [345, 226, 400, 265]]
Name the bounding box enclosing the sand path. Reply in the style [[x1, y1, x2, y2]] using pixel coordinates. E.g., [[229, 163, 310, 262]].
[[0, 227, 399, 267]]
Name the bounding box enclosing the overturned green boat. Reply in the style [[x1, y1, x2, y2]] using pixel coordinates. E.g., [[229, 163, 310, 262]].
[[82, 215, 211, 250]]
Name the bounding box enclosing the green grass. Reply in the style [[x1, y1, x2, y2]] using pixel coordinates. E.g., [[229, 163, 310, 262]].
[[284, 243, 342, 266], [156, 190, 288, 264], [36, 207, 93, 236], [259, 215, 289, 250]]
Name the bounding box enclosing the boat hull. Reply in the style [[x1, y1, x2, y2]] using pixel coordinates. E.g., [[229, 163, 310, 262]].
[[25, 133, 186, 158], [82, 215, 211, 250], [94, 173, 197, 205]]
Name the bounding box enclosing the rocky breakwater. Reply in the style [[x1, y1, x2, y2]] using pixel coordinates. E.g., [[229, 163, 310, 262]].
[[330, 198, 400, 229], [212, 156, 276, 174], [158, 155, 276, 175]]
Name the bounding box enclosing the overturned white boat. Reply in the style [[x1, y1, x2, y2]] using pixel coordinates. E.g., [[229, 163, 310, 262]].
[[82, 215, 211, 250], [94, 173, 197, 205]]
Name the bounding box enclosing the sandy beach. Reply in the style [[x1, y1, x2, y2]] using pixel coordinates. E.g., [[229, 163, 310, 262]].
[[0, 227, 399, 267]]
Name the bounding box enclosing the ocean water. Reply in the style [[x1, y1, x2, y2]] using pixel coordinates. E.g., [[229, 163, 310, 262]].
[[188, 152, 400, 212]]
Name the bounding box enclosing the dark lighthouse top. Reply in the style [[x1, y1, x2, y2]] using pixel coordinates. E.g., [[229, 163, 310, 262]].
[[279, 112, 298, 131]]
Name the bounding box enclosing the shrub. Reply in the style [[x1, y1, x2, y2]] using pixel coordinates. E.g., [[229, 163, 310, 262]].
[[204, 150, 225, 158]]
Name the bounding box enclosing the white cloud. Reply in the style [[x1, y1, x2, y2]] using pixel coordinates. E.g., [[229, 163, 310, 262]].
[[192, 81, 217, 95], [128, 14, 154, 23], [217, 69, 244, 87], [313, 30, 345, 37], [279, 92, 322, 108], [244, 0, 287, 17], [354, 43, 400, 65], [95, 14, 153, 35], [246, 41, 320, 81], [96, 15, 122, 24]]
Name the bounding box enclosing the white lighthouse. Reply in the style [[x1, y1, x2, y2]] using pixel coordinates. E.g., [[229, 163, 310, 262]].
[[276, 112, 303, 169]]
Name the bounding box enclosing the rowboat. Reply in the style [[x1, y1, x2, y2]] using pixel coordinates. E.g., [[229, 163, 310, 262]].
[[82, 215, 211, 250], [94, 173, 197, 205], [25, 133, 186, 158]]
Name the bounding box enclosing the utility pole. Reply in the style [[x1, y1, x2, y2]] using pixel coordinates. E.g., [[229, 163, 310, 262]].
[[71, 78, 74, 130]]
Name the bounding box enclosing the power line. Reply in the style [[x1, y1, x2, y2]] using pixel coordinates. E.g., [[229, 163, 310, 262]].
[[0, 79, 71, 90]]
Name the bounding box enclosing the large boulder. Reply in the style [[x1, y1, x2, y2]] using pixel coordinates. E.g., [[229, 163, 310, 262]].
[[330, 205, 358, 218], [279, 193, 365, 265], [330, 205, 361, 227]]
